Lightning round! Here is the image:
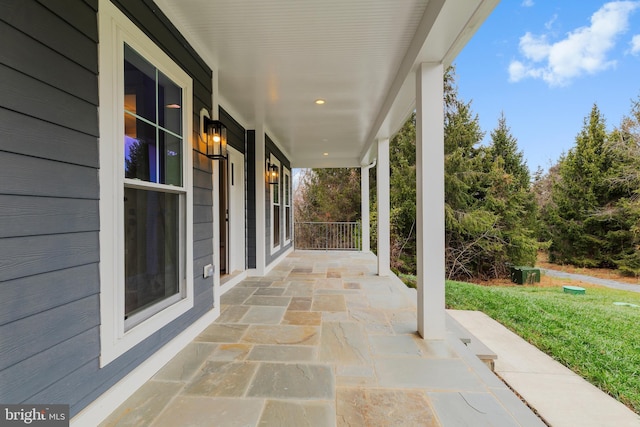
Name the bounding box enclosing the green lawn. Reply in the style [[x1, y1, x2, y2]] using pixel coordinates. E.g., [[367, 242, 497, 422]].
[[445, 281, 640, 414]]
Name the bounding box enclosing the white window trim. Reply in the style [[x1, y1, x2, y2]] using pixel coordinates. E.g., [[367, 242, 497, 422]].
[[269, 154, 281, 255], [283, 167, 291, 245], [98, 0, 194, 367]]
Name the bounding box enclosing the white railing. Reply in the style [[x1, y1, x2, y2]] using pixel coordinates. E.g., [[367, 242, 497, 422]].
[[294, 222, 361, 250]]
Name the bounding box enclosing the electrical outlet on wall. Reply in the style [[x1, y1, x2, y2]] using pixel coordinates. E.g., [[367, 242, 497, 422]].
[[203, 264, 214, 278]]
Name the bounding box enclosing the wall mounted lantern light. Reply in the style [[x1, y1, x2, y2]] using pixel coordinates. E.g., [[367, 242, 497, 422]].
[[267, 162, 279, 186], [203, 116, 228, 160]]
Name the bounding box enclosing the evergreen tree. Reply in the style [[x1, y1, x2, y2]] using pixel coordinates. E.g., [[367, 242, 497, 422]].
[[443, 68, 495, 279], [482, 115, 538, 270], [546, 104, 612, 266], [488, 112, 530, 188], [601, 97, 640, 275], [389, 113, 417, 273], [536, 99, 640, 275]]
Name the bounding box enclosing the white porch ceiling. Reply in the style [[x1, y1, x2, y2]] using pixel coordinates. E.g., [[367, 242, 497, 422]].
[[154, 0, 499, 167]]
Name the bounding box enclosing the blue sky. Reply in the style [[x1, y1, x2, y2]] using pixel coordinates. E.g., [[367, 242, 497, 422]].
[[455, 0, 640, 173]]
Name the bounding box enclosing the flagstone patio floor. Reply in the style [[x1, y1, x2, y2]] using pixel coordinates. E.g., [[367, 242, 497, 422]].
[[100, 251, 544, 426]]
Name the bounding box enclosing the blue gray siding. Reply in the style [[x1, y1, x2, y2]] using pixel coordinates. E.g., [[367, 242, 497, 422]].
[[0, 0, 100, 410], [0, 0, 214, 417]]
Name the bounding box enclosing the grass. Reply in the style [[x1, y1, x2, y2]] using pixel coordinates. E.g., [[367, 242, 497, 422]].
[[445, 280, 640, 414]]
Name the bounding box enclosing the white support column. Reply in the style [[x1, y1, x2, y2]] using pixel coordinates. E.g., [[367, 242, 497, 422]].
[[376, 138, 390, 276], [416, 62, 445, 339], [361, 166, 370, 253], [254, 125, 267, 275]]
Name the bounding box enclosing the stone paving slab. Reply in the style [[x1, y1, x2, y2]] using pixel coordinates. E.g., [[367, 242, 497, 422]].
[[221, 287, 257, 304], [336, 388, 438, 427], [369, 334, 422, 357], [244, 295, 292, 307], [287, 296, 312, 310], [152, 342, 217, 382], [150, 396, 265, 427], [375, 357, 486, 391], [196, 323, 248, 343], [311, 294, 347, 312], [184, 361, 257, 397], [99, 381, 184, 426], [428, 391, 523, 427], [259, 400, 335, 427], [241, 324, 320, 346], [101, 252, 545, 427], [209, 343, 252, 361], [240, 306, 287, 324], [247, 363, 334, 399], [318, 322, 371, 365], [247, 345, 316, 362], [217, 305, 250, 323], [282, 310, 322, 326]]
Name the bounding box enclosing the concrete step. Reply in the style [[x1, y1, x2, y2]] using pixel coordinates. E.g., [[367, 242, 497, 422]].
[[446, 312, 498, 371]]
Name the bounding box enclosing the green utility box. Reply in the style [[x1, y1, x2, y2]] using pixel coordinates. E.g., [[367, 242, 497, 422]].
[[510, 266, 541, 285]]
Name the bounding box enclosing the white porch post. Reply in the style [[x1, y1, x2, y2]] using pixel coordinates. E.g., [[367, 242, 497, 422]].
[[376, 138, 390, 276], [361, 166, 370, 252], [416, 62, 445, 339]]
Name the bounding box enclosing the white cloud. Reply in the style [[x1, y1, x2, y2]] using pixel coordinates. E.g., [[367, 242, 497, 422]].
[[521, 0, 534, 7], [632, 34, 640, 54], [508, 1, 640, 86]]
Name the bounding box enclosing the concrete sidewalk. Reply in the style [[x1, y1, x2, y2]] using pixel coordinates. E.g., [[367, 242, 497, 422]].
[[448, 310, 640, 427]]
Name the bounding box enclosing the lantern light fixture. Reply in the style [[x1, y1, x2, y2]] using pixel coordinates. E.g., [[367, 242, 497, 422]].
[[267, 162, 279, 185], [202, 115, 228, 160]]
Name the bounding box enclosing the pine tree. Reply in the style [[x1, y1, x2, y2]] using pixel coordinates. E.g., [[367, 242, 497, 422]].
[[546, 104, 612, 266], [601, 97, 640, 275], [389, 113, 417, 273], [488, 112, 530, 188], [482, 115, 538, 270], [443, 68, 493, 279]]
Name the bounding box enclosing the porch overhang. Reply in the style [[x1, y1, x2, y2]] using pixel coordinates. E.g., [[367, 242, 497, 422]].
[[153, 0, 499, 168]]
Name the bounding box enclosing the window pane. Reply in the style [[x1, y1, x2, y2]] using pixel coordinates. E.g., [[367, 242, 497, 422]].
[[285, 174, 290, 205], [125, 115, 157, 182], [160, 131, 182, 186], [286, 206, 291, 240], [124, 45, 156, 123], [158, 71, 182, 135], [274, 205, 280, 247], [124, 187, 180, 319]]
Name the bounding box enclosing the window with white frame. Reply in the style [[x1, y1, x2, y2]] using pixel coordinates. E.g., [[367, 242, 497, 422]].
[[284, 168, 291, 243], [99, 0, 194, 366], [270, 155, 281, 252]]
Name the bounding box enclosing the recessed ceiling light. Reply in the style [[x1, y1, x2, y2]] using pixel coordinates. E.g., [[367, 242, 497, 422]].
[[315, 99, 326, 105], [323, 152, 329, 156]]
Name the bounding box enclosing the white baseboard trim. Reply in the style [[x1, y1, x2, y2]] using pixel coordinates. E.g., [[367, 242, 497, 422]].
[[71, 306, 220, 426]]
